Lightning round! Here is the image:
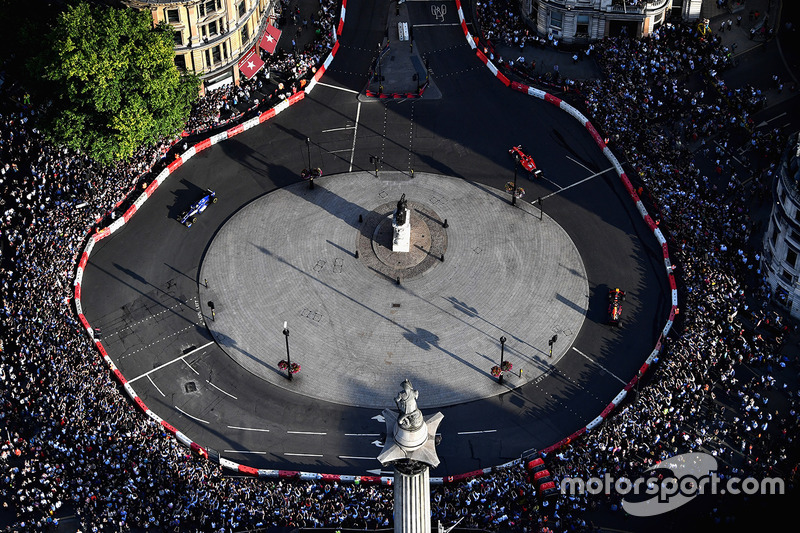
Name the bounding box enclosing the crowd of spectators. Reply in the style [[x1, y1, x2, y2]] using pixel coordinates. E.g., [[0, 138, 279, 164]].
[[1, 1, 799, 532]]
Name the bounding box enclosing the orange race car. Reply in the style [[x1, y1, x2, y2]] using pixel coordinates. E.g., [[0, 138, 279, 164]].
[[509, 145, 543, 179]]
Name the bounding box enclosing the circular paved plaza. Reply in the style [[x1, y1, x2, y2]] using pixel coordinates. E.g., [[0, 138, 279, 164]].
[[199, 172, 588, 408]]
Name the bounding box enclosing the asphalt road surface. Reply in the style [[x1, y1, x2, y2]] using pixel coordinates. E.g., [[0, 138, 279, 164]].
[[80, 0, 670, 476]]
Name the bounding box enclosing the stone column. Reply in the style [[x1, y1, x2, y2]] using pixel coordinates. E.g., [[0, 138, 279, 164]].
[[377, 380, 443, 533], [393, 461, 431, 533]]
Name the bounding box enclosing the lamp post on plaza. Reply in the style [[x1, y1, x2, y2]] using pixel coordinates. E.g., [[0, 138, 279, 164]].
[[306, 137, 315, 190], [283, 321, 292, 381], [499, 336, 506, 384], [511, 155, 519, 206]]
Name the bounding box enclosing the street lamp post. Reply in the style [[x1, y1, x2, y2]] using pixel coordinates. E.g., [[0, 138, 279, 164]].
[[548, 334, 558, 357], [511, 156, 519, 206], [283, 321, 292, 381], [306, 138, 314, 189], [499, 336, 507, 384]]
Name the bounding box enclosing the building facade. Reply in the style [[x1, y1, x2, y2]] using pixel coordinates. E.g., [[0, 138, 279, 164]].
[[521, 0, 702, 44], [125, 0, 277, 92], [763, 132, 800, 317]]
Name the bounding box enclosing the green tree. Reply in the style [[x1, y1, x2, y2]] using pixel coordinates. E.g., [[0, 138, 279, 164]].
[[30, 2, 199, 164]]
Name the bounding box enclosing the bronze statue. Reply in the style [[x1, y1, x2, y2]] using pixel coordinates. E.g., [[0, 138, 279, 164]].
[[395, 193, 408, 226]]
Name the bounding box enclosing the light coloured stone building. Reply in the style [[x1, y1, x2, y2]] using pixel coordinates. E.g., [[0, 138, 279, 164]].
[[763, 132, 800, 316], [125, 0, 277, 92], [520, 0, 702, 44]]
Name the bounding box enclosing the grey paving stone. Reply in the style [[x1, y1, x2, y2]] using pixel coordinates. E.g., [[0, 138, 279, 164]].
[[200, 172, 588, 409]]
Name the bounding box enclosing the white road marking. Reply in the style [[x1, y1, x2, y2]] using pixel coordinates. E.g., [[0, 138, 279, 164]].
[[339, 456, 377, 460], [457, 429, 497, 435], [345, 433, 381, 437], [541, 166, 615, 200], [349, 101, 361, 172], [284, 452, 323, 457], [147, 375, 166, 397], [183, 359, 199, 375], [127, 341, 214, 383], [326, 149, 352, 154], [322, 126, 355, 132], [413, 23, 461, 27], [227, 426, 270, 432], [174, 406, 209, 424], [206, 380, 237, 399], [287, 430, 327, 435], [572, 347, 627, 385], [316, 82, 360, 94], [565, 155, 592, 172], [224, 450, 267, 454]]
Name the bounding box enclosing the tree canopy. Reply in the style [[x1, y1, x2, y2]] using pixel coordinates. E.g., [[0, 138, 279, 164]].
[[29, 2, 199, 164]]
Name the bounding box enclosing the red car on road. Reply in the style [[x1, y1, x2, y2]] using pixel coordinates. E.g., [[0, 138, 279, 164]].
[[509, 145, 543, 179]]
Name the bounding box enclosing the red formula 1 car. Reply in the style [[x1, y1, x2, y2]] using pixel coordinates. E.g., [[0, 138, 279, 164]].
[[509, 145, 543, 179], [608, 288, 626, 326]]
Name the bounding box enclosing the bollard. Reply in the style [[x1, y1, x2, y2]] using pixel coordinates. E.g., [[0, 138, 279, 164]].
[[443, 219, 448, 228], [355, 250, 360, 259]]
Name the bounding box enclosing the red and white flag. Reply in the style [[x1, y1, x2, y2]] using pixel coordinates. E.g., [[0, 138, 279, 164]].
[[238, 46, 264, 80], [259, 24, 282, 54]]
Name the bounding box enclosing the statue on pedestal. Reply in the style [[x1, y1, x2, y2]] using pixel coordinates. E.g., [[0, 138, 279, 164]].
[[396, 379, 424, 431], [395, 193, 408, 226]]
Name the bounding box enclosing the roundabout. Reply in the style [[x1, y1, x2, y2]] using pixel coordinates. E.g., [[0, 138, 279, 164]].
[[200, 172, 589, 408]]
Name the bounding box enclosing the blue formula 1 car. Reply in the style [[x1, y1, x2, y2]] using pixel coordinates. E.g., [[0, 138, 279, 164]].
[[179, 189, 216, 228]]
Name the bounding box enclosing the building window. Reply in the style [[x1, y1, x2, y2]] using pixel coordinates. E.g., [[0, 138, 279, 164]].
[[577, 15, 590, 35], [787, 248, 798, 269], [205, 49, 211, 68], [166, 8, 180, 24], [550, 10, 563, 29], [212, 45, 222, 64], [174, 54, 187, 71], [241, 22, 250, 44], [781, 269, 793, 284], [771, 226, 779, 246], [202, 20, 220, 39], [174, 30, 183, 46], [238, 0, 247, 18], [199, 0, 222, 18]]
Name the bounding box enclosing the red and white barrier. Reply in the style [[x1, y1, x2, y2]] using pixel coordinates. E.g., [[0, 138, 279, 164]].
[[450, 2, 678, 463]]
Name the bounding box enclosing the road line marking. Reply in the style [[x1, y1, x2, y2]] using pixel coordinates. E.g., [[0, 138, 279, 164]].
[[349, 101, 361, 172], [183, 359, 200, 375], [457, 429, 497, 435], [338, 456, 376, 460], [174, 406, 209, 424], [322, 126, 355, 132], [541, 166, 615, 200], [316, 82, 360, 94], [148, 376, 166, 397], [127, 341, 214, 383], [287, 430, 327, 435], [566, 155, 592, 172], [207, 380, 237, 399], [326, 148, 352, 154], [227, 426, 270, 432], [284, 452, 323, 457], [572, 347, 627, 385], [345, 433, 381, 437], [224, 450, 267, 454]]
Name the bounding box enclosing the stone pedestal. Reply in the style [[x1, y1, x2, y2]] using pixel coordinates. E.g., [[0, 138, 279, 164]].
[[394, 462, 431, 533], [392, 208, 411, 252]]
